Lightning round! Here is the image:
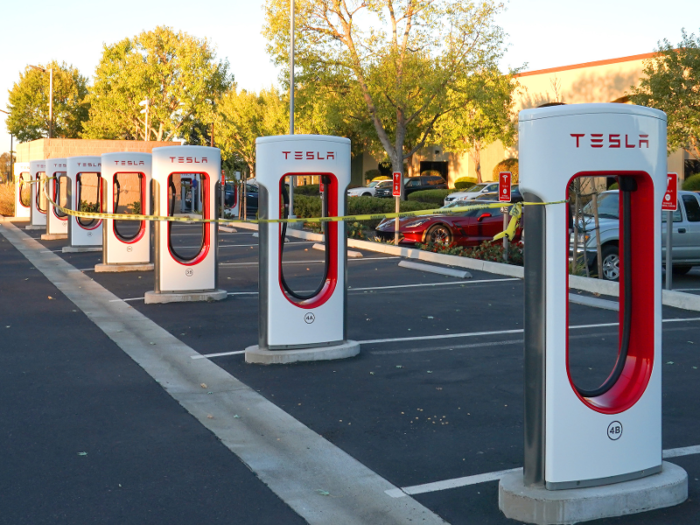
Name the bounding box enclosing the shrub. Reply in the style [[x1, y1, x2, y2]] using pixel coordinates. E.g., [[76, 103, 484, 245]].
[[291, 194, 322, 219], [294, 183, 320, 196], [372, 175, 390, 181], [454, 177, 477, 190], [682, 173, 700, 192], [407, 189, 455, 204], [365, 169, 381, 182], [493, 158, 519, 183], [608, 182, 619, 190], [0, 182, 14, 216], [417, 239, 524, 266]]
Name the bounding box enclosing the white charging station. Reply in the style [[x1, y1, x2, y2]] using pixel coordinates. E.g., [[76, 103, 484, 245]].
[[95, 152, 154, 273], [499, 104, 687, 523], [245, 135, 360, 364], [43, 158, 69, 240], [27, 160, 48, 229], [144, 146, 225, 304], [64, 156, 103, 253], [13, 162, 31, 220]]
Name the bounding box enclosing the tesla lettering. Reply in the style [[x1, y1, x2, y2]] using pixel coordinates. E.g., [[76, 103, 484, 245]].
[[570, 133, 650, 149], [169, 157, 208, 164], [282, 151, 336, 160]]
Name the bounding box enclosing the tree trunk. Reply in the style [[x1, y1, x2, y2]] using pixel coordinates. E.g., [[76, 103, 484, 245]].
[[469, 144, 482, 183]]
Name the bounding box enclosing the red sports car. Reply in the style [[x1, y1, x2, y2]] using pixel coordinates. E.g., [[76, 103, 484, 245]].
[[375, 200, 521, 246]]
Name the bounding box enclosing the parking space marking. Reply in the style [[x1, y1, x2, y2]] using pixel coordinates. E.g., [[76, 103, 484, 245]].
[[219, 256, 400, 267], [360, 317, 700, 346], [386, 445, 700, 498], [191, 350, 246, 360], [349, 278, 519, 292]]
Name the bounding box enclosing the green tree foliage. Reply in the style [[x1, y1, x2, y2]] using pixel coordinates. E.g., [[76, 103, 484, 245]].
[[628, 30, 700, 159], [215, 87, 288, 176], [83, 26, 233, 142], [436, 69, 518, 182], [263, 0, 508, 175], [6, 61, 89, 141], [493, 158, 518, 183], [0, 152, 15, 182]]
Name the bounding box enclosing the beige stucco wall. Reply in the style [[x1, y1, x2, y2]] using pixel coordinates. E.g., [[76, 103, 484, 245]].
[[16, 139, 180, 162]]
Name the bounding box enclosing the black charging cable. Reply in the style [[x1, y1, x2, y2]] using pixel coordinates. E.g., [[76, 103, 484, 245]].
[[280, 178, 330, 300], [576, 178, 636, 398]]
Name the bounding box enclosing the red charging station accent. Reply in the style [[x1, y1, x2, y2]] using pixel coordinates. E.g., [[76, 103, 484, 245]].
[[279, 173, 338, 309], [166, 173, 211, 266], [112, 173, 146, 244], [393, 172, 402, 197], [499, 171, 512, 202], [663, 173, 678, 211], [566, 171, 655, 414]]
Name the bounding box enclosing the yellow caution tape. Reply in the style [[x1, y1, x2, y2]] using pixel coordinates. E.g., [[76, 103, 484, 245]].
[[42, 181, 565, 226], [493, 202, 523, 241]]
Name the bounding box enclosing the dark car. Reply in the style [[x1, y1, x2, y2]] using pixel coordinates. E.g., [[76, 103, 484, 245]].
[[375, 199, 520, 246], [472, 185, 524, 203], [374, 174, 448, 198]]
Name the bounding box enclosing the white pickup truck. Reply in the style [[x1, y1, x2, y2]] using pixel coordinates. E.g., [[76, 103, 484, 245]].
[[574, 190, 700, 280]]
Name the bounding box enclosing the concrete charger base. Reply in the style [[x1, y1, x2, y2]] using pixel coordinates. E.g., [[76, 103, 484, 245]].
[[63, 246, 102, 253], [41, 233, 67, 240], [25, 225, 45, 231], [245, 340, 360, 364], [144, 289, 227, 304], [499, 462, 688, 525], [95, 263, 154, 273]]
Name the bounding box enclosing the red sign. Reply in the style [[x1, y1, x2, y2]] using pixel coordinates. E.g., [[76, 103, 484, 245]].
[[499, 171, 512, 202], [319, 179, 324, 193], [662, 173, 678, 211], [393, 172, 402, 197]]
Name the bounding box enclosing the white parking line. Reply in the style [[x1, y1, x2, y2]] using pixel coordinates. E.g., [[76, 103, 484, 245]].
[[359, 317, 700, 345], [219, 256, 401, 267], [385, 445, 700, 498], [191, 350, 246, 360], [349, 278, 518, 292]]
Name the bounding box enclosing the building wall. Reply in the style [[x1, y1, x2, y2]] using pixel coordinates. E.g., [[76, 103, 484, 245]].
[[16, 138, 180, 162]]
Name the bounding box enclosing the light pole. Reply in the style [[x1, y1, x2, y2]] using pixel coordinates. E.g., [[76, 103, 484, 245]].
[[29, 65, 53, 139], [139, 99, 150, 141], [288, 0, 296, 220], [0, 109, 13, 183]]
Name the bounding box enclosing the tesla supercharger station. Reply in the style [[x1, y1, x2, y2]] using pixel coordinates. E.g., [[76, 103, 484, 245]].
[[64, 156, 103, 252], [13, 162, 31, 219], [95, 152, 154, 273], [245, 135, 360, 364], [43, 158, 69, 240], [499, 104, 687, 523], [144, 146, 226, 304], [27, 160, 48, 229]]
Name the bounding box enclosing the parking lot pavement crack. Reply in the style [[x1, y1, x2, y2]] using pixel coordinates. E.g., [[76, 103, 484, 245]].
[[0, 223, 448, 525]]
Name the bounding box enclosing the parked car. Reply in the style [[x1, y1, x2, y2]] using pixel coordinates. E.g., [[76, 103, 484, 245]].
[[573, 190, 700, 280], [347, 179, 392, 197], [472, 185, 524, 203], [444, 181, 500, 206], [375, 174, 448, 198], [375, 199, 520, 246]]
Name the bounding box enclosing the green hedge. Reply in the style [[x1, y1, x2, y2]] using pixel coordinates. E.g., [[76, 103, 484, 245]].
[[682, 173, 700, 192], [294, 183, 320, 196], [493, 158, 519, 183], [407, 189, 455, 204], [454, 177, 477, 190], [292, 194, 433, 230]]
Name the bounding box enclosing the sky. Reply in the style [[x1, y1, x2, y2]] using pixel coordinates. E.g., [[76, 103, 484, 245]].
[[1, 0, 697, 155]]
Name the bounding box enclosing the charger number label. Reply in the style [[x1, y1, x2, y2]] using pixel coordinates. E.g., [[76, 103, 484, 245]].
[[607, 421, 623, 441]]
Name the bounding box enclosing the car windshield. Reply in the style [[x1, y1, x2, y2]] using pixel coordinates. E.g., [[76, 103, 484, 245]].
[[377, 180, 392, 188], [582, 192, 619, 219], [368, 181, 380, 188], [469, 183, 488, 192]]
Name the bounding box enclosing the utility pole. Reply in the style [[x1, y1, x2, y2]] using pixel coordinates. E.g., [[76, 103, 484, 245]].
[[288, 0, 296, 220], [29, 65, 53, 138], [139, 99, 150, 141]]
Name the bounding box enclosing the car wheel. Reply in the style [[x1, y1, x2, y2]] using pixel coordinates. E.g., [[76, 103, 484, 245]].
[[672, 265, 693, 275], [601, 245, 620, 281], [362, 192, 371, 196], [427, 224, 452, 245]]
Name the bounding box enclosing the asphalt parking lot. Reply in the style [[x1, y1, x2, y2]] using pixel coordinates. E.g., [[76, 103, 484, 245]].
[[2, 219, 700, 525]]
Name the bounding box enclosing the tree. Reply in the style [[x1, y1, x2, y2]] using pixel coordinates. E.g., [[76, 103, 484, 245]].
[[436, 68, 518, 182], [264, 0, 507, 175], [628, 29, 700, 160], [215, 87, 288, 176], [83, 26, 233, 142], [0, 152, 15, 182], [6, 61, 89, 142]]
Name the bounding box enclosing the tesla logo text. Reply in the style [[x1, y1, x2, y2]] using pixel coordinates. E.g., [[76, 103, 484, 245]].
[[282, 151, 336, 160], [169, 157, 208, 164], [113, 160, 146, 166], [51, 163, 67, 168], [607, 421, 623, 441], [571, 133, 649, 149], [77, 162, 101, 167]]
